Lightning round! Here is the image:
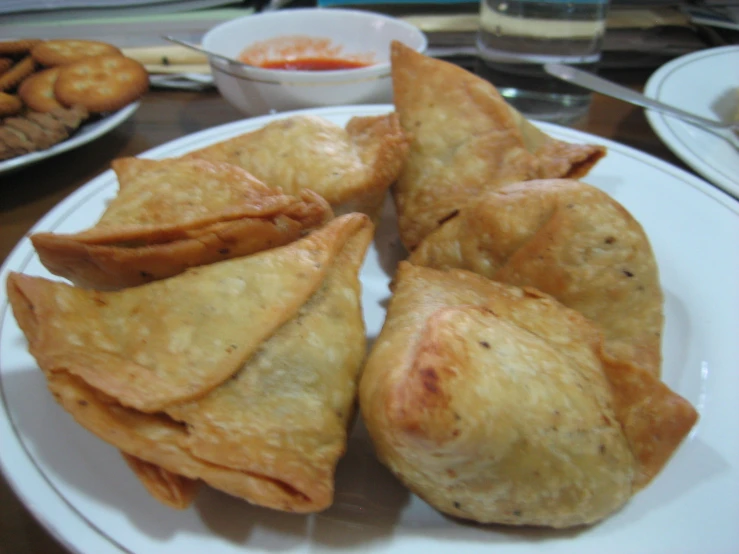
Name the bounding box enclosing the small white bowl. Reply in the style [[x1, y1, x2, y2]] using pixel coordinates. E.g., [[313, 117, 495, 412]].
[[202, 8, 427, 116]]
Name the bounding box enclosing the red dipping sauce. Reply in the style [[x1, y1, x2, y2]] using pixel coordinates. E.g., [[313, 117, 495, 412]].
[[239, 36, 376, 72], [259, 57, 371, 71]]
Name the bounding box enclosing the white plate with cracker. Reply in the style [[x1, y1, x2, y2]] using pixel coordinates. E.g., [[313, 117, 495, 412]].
[[644, 45, 739, 199], [1, 105, 738, 554], [0, 102, 139, 176]]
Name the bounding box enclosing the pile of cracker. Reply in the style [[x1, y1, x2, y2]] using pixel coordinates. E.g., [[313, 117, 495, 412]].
[[0, 39, 149, 161]]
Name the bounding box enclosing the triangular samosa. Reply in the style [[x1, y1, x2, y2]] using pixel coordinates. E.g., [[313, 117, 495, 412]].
[[390, 41, 605, 250], [411, 179, 664, 377], [166, 212, 370, 508], [9, 213, 374, 512], [360, 263, 697, 527], [32, 157, 332, 290], [184, 113, 410, 221]]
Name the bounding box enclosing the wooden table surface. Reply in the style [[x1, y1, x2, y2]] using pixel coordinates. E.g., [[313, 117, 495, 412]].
[[0, 67, 699, 554]]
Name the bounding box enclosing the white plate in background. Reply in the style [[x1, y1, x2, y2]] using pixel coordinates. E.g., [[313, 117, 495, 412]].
[[644, 46, 739, 199], [0, 102, 139, 176], [1, 105, 738, 554]]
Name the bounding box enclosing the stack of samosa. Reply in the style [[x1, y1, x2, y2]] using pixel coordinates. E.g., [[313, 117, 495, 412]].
[[389, 41, 671, 380], [6, 40, 700, 531], [390, 41, 605, 251], [13, 109, 411, 512], [9, 214, 374, 511], [357, 43, 699, 528]]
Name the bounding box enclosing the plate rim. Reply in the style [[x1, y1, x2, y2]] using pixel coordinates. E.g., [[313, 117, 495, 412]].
[[1, 103, 737, 554], [643, 45, 739, 199]]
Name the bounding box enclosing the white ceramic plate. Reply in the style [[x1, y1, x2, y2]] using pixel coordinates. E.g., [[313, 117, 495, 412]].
[[0, 102, 139, 176], [644, 45, 739, 198], [1, 105, 738, 554]]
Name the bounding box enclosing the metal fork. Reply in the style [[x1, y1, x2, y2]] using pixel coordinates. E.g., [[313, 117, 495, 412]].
[[544, 62, 739, 150]]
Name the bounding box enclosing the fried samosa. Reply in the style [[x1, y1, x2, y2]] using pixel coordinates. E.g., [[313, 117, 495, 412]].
[[45, 370, 325, 511], [410, 179, 663, 378], [183, 113, 410, 220], [9, 213, 373, 512], [121, 453, 200, 510], [31, 157, 332, 290], [359, 263, 697, 527], [390, 41, 605, 250]]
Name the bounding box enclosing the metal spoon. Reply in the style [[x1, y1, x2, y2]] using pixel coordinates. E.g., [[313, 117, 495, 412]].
[[162, 36, 254, 68], [544, 62, 739, 149]]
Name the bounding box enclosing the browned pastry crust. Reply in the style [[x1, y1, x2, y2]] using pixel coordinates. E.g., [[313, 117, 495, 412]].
[[184, 113, 410, 221], [9, 214, 374, 512], [390, 41, 605, 250], [121, 453, 200, 510], [360, 263, 697, 526], [361, 263, 634, 527], [31, 157, 334, 289], [410, 179, 664, 378]]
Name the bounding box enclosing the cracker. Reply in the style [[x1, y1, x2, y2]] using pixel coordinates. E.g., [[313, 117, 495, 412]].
[[18, 67, 64, 113], [0, 92, 23, 117], [0, 56, 36, 92], [31, 39, 121, 67], [54, 55, 148, 113], [0, 39, 42, 57]]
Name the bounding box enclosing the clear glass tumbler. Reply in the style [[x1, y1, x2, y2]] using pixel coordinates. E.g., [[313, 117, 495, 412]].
[[476, 0, 611, 124]]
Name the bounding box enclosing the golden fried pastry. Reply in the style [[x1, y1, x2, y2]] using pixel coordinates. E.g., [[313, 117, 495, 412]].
[[45, 369, 317, 511], [599, 355, 698, 489], [359, 263, 697, 527], [32, 157, 332, 290], [9, 213, 374, 512], [507, 107, 606, 178], [410, 179, 664, 377], [165, 215, 371, 509], [390, 41, 605, 250], [121, 453, 200, 510], [184, 113, 410, 220]]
